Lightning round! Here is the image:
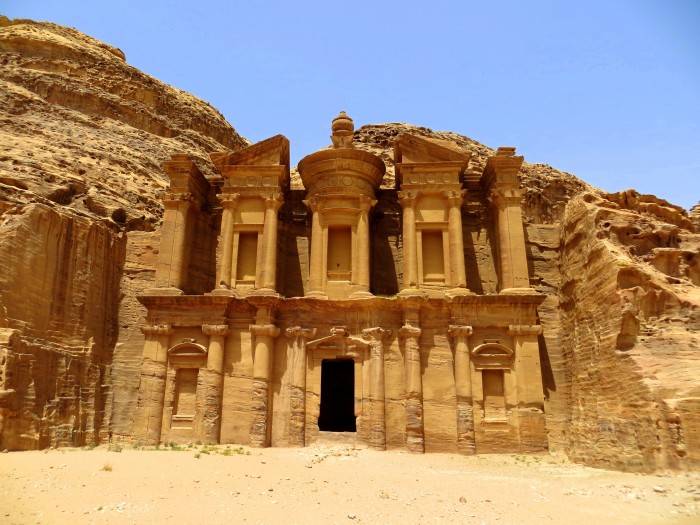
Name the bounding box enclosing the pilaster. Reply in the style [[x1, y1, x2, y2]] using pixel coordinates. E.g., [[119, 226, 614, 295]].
[[362, 327, 391, 451], [448, 324, 475, 454], [399, 325, 424, 453], [249, 323, 280, 447], [398, 190, 418, 289], [285, 326, 317, 447]]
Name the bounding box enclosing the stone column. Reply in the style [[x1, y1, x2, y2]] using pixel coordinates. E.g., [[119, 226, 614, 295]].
[[363, 327, 390, 451], [260, 193, 283, 291], [154, 193, 197, 293], [509, 324, 546, 451], [445, 190, 468, 289], [354, 196, 376, 294], [448, 325, 475, 454], [305, 198, 326, 297], [215, 193, 239, 292], [285, 326, 316, 447], [399, 325, 424, 453], [202, 324, 229, 443], [492, 189, 530, 292], [249, 323, 280, 447], [134, 324, 172, 444], [399, 191, 418, 289]]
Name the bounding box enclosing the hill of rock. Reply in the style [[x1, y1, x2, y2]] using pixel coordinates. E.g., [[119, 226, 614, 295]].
[[0, 17, 698, 471]]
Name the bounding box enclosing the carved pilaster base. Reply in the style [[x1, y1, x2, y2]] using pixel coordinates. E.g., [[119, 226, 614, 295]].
[[289, 386, 305, 447], [250, 379, 270, 447], [456, 397, 475, 455], [209, 287, 237, 297], [368, 399, 386, 451], [444, 288, 475, 299], [405, 396, 425, 453]]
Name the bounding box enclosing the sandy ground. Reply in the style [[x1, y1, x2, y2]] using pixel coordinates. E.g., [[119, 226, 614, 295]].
[[1, 444, 698, 525]]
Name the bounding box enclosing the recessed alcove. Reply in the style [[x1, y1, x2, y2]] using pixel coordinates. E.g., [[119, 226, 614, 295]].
[[318, 359, 356, 432]]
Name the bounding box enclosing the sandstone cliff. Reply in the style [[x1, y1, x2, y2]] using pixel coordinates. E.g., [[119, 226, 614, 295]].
[[1, 18, 698, 472], [0, 17, 247, 448]]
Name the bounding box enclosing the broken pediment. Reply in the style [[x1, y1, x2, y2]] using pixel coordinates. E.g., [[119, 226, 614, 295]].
[[167, 341, 208, 357]]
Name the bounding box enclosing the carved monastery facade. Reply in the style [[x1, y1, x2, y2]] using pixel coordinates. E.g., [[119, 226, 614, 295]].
[[134, 113, 547, 453]]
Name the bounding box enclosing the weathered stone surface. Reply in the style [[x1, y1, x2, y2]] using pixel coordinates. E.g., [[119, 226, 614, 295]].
[[0, 17, 247, 448], [1, 18, 697, 473]]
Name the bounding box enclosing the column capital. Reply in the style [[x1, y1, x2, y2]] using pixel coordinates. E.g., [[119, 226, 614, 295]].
[[488, 187, 524, 208], [250, 324, 280, 338], [398, 190, 418, 208], [302, 196, 321, 212], [202, 324, 229, 337], [448, 325, 473, 339], [163, 191, 201, 210], [443, 189, 465, 207], [508, 324, 543, 337], [264, 192, 283, 210], [362, 327, 391, 342], [141, 324, 173, 337], [358, 195, 377, 212], [399, 325, 422, 340], [218, 192, 240, 207], [285, 326, 317, 340]]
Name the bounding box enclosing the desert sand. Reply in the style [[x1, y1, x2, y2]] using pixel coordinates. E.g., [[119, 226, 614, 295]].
[[1, 444, 698, 525]]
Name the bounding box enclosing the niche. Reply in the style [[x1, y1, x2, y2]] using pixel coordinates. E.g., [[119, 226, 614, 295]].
[[236, 232, 258, 284], [482, 369, 506, 421], [422, 230, 445, 283], [174, 368, 198, 417], [327, 226, 352, 281]]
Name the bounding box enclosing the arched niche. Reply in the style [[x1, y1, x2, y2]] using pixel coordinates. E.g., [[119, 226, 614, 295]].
[[470, 342, 513, 370], [168, 341, 208, 359]]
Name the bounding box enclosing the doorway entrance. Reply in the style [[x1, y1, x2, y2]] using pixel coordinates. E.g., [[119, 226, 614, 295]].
[[318, 359, 356, 432]]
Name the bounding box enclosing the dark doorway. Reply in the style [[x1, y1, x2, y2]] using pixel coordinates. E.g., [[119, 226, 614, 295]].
[[318, 359, 356, 432]]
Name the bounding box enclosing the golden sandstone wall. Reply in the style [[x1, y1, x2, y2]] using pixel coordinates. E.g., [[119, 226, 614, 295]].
[[0, 18, 698, 471]]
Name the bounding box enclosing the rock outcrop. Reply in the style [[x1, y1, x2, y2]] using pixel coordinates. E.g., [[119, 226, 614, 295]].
[[0, 17, 247, 448], [0, 18, 697, 471]]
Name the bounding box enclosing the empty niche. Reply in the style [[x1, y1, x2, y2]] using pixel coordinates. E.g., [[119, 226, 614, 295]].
[[174, 368, 198, 418], [422, 231, 445, 283], [236, 232, 258, 284], [482, 369, 506, 421], [327, 226, 352, 281]]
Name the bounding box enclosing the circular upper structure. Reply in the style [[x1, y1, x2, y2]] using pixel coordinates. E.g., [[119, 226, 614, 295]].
[[298, 112, 386, 195]]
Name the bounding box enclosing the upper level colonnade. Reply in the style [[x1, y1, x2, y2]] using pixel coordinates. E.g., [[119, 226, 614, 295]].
[[147, 112, 536, 299]]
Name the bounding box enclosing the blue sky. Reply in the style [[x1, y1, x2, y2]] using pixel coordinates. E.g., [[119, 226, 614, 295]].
[[4, 0, 699, 210]]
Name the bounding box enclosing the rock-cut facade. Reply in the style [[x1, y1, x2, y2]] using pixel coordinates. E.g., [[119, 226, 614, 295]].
[[134, 112, 547, 453]]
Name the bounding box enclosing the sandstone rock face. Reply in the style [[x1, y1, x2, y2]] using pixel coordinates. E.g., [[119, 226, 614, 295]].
[[0, 17, 247, 448], [1, 18, 697, 472]]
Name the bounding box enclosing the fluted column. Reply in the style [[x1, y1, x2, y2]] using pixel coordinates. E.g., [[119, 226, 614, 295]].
[[202, 324, 229, 443], [449, 325, 474, 454], [285, 326, 316, 447], [363, 327, 390, 450], [215, 193, 239, 291], [355, 196, 376, 293], [260, 193, 283, 291], [154, 193, 197, 292], [249, 323, 280, 447], [445, 190, 468, 289], [492, 189, 530, 292], [400, 325, 424, 453], [134, 324, 172, 444], [399, 191, 418, 289]]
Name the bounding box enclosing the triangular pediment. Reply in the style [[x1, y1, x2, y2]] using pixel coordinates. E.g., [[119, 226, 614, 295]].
[[393, 133, 471, 165], [210, 135, 290, 171]]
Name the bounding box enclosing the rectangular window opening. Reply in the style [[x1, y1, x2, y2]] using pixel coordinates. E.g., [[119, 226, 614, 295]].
[[482, 369, 506, 421], [174, 368, 198, 417]]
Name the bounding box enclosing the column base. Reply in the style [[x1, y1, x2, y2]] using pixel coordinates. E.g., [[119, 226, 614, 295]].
[[445, 287, 475, 299], [350, 290, 374, 300], [304, 290, 328, 299], [209, 287, 237, 297], [146, 286, 184, 296], [499, 287, 539, 295]]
